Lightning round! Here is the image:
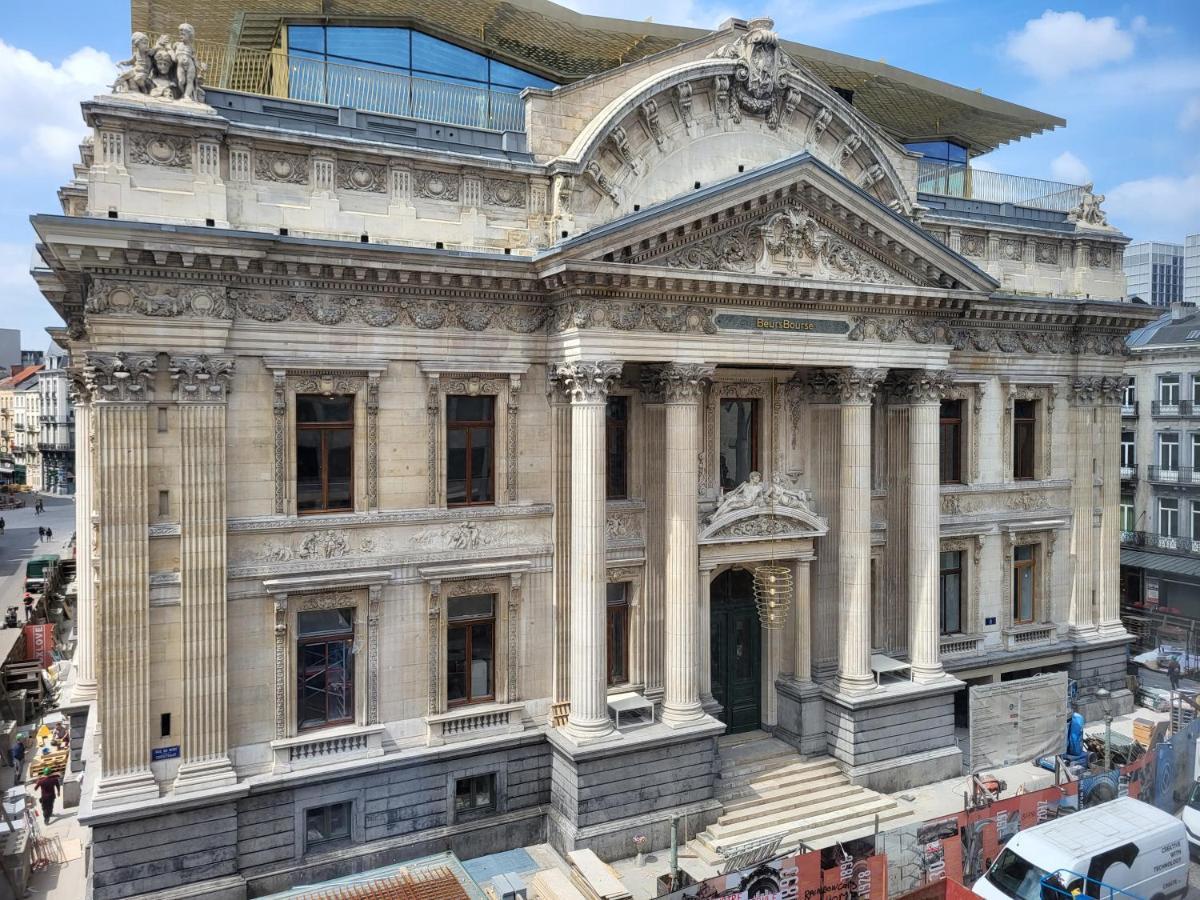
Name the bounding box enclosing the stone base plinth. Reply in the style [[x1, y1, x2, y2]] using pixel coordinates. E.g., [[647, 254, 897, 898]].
[[774, 678, 826, 757], [1070, 634, 1133, 722], [547, 718, 723, 861]]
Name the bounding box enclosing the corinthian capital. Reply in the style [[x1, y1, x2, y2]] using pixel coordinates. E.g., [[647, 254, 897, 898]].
[[1100, 376, 1126, 406], [550, 361, 622, 403], [170, 354, 235, 403], [654, 363, 715, 404], [83, 351, 158, 403], [1068, 376, 1105, 407], [894, 369, 955, 405], [811, 367, 887, 404]]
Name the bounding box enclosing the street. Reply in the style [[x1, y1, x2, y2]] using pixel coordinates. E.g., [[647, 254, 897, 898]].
[[0, 493, 75, 608]]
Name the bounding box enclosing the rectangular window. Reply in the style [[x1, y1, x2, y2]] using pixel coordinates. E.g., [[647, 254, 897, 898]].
[[1012, 545, 1037, 624], [939, 399, 964, 484], [1123, 381, 1136, 407], [296, 608, 354, 731], [606, 396, 628, 500], [1012, 400, 1037, 480], [1120, 495, 1135, 533], [606, 582, 629, 686], [1193, 434, 1200, 470], [1120, 431, 1135, 469], [1193, 374, 1200, 402], [296, 395, 354, 514], [305, 801, 351, 851], [1160, 375, 1181, 407], [446, 395, 495, 506], [454, 773, 496, 817], [939, 550, 963, 635], [1192, 502, 1200, 541], [447, 594, 495, 707], [1159, 433, 1180, 470], [719, 398, 759, 491], [1160, 498, 1180, 537]]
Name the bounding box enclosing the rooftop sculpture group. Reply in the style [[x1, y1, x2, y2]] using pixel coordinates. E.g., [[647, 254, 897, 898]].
[[114, 24, 205, 103]]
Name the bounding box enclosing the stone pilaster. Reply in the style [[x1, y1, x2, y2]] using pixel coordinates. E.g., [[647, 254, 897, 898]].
[[793, 558, 812, 684], [832, 368, 887, 695], [897, 370, 953, 683], [171, 356, 238, 795], [1097, 377, 1127, 635], [552, 361, 622, 742], [656, 364, 714, 728], [86, 352, 160, 807], [639, 374, 667, 699], [805, 371, 842, 680], [698, 565, 717, 712], [68, 380, 97, 702], [1068, 378, 1101, 636], [549, 386, 572, 706]]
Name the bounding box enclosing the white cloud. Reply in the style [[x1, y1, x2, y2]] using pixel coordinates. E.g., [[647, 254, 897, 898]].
[[1004, 11, 1135, 80], [1050, 151, 1091, 184], [1181, 97, 1200, 131], [0, 40, 113, 174], [1105, 172, 1200, 242]]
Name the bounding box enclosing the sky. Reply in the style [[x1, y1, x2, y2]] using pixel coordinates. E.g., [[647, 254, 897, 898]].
[[0, 1, 1198, 346]]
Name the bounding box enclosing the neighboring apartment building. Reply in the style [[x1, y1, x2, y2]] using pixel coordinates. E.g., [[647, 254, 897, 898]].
[[1124, 241, 1185, 306], [1121, 306, 1200, 629], [38, 341, 74, 494], [34, 3, 1153, 897], [0, 365, 43, 487], [1185, 233, 1200, 306]]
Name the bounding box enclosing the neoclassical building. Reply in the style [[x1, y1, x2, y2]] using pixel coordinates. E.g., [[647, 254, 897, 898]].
[[36, 8, 1154, 898]]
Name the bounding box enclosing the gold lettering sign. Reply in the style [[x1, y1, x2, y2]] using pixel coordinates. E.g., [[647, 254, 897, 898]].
[[756, 318, 815, 331]]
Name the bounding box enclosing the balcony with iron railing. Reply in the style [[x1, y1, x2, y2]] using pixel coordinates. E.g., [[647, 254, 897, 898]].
[[916, 160, 1088, 212], [1146, 466, 1200, 486], [1151, 400, 1194, 417], [1120, 465, 1137, 482], [165, 35, 527, 134], [1123, 530, 1200, 559], [1122, 402, 1138, 417]]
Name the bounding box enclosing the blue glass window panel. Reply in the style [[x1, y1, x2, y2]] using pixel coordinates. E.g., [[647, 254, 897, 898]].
[[412, 31, 488, 82], [326, 26, 410, 70], [288, 25, 325, 54], [905, 140, 968, 163], [489, 58, 556, 90]]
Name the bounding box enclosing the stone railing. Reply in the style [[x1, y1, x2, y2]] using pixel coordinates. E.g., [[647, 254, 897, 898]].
[[426, 701, 524, 745], [940, 635, 982, 657], [270, 723, 385, 773], [1003, 624, 1056, 650]]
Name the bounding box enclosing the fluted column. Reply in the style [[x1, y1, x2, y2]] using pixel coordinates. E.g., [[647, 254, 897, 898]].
[[898, 371, 952, 683], [793, 558, 812, 684], [1068, 379, 1099, 635], [1097, 377, 1127, 635], [658, 364, 714, 728], [698, 565, 716, 710], [87, 352, 160, 807], [552, 361, 622, 742], [69, 388, 97, 702], [834, 368, 887, 695], [172, 356, 238, 795], [639, 376, 668, 698]]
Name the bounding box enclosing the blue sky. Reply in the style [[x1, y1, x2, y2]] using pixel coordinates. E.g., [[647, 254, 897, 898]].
[[1, 0, 1198, 345]]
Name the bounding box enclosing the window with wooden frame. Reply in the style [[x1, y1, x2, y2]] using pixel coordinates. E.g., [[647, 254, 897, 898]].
[[446, 395, 495, 506], [1012, 400, 1037, 480], [1159, 375, 1181, 407], [939, 550, 963, 635], [1160, 498, 1180, 537], [296, 395, 354, 513], [606, 396, 629, 500], [606, 582, 630, 687], [446, 594, 495, 707], [1012, 545, 1037, 624], [304, 801, 351, 852], [454, 773, 496, 819], [296, 608, 355, 731], [719, 398, 759, 491], [939, 399, 964, 484], [1120, 495, 1135, 533]]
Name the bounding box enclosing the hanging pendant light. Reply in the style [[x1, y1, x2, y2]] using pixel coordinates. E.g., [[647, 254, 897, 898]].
[[753, 563, 792, 629]]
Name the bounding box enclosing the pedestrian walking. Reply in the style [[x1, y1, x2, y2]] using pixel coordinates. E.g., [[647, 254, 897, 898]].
[[45, 527, 52, 542], [1168, 655, 1182, 691], [0, 516, 6, 534], [34, 767, 60, 824], [37, 526, 44, 542], [22, 594, 32, 622]]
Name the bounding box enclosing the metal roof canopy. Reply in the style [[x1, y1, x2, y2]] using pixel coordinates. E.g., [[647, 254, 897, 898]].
[[132, 0, 1062, 155], [1121, 548, 1200, 579]]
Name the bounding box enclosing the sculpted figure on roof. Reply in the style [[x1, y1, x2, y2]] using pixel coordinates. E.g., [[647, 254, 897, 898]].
[[1067, 183, 1113, 230], [113, 23, 206, 102]]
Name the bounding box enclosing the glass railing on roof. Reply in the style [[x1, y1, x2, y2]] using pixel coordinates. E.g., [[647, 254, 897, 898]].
[[155, 35, 526, 133], [916, 159, 1086, 213]]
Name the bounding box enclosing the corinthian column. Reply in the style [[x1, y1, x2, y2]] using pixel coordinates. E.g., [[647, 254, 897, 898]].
[[898, 370, 953, 683], [833, 368, 887, 695], [69, 381, 97, 702], [552, 361, 622, 742], [1097, 377, 1127, 636], [171, 356, 238, 795], [1067, 379, 1099, 635], [87, 352, 160, 807], [657, 363, 715, 728]]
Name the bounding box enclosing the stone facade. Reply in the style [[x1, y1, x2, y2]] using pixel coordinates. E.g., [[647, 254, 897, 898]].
[[32, 14, 1156, 900]]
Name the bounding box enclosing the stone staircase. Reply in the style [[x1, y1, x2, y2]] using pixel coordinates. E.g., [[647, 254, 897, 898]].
[[692, 732, 911, 860]]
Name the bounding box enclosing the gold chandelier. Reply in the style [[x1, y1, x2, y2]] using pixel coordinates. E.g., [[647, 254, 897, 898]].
[[753, 564, 793, 629]]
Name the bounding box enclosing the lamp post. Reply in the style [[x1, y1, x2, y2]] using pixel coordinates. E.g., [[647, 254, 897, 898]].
[[1096, 687, 1113, 771]]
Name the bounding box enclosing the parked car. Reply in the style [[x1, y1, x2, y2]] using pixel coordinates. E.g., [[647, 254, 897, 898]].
[[974, 796, 1188, 900]]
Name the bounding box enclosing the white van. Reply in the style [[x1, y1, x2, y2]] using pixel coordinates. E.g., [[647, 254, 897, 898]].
[[974, 797, 1188, 900]]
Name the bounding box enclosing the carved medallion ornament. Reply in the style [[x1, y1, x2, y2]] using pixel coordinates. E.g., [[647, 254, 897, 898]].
[[336, 160, 386, 193], [654, 363, 716, 404], [1036, 242, 1059, 265], [482, 178, 527, 209], [550, 361, 623, 404], [960, 233, 985, 258], [83, 352, 157, 403], [169, 355, 234, 403], [708, 18, 805, 130], [88, 279, 232, 320], [127, 132, 191, 168], [254, 151, 309, 185], [414, 170, 461, 202]]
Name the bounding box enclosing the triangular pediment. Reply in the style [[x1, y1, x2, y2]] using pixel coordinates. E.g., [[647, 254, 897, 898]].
[[547, 152, 998, 293], [699, 473, 829, 544]]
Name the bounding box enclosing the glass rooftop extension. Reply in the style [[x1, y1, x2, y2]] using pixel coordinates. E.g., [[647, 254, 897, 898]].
[[916, 159, 1087, 213]]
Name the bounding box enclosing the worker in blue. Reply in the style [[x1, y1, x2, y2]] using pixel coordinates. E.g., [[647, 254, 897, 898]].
[[1065, 710, 1086, 762]]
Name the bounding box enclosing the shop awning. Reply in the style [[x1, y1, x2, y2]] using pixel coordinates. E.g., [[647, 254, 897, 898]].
[[1121, 549, 1200, 579]]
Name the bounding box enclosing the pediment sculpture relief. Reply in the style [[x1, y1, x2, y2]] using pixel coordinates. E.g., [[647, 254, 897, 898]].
[[658, 201, 906, 285], [114, 24, 206, 103], [700, 471, 829, 541]]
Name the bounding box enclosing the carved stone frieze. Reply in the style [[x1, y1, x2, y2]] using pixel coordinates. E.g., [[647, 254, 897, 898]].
[[482, 178, 526, 209], [256, 530, 379, 563], [83, 352, 157, 403], [550, 300, 718, 335], [169, 354, 235, 403], [1035, 242, 1059, 265], [999, 239, 1024, 261], [607, 566, 642, 582], [411, 521, 522, 551], [336, 160, 386, 193], [1090, 245, 1114, 267], [295, 590, 358, 611], [414, 170, 461, 201], [445, 578, 502, 598], [848, 315, 1127, 357], [606, 510, 642, 540], [550, 361, 622, 404], [88, 279, 232, 319], [254, 151, 309, 185], [127, 132, 192, 168]]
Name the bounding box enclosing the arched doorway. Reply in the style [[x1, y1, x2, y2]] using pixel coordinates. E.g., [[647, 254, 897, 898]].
[[710, 568, 762, 733]]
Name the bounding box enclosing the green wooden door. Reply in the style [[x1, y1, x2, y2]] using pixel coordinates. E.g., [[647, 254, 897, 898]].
[[710, 569, 762, 733]]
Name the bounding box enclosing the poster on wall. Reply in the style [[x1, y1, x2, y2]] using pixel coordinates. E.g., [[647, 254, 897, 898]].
[[1146, 577, 1160, 608], [23, 623, 54, 668], [660, 844, 887, 900]]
